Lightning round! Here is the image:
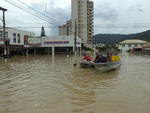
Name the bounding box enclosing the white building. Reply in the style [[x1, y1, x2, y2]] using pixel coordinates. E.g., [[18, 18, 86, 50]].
[[0, 26, 35, 46], [0, 26, 81, 55], [58, 20, 72, 36], [25, 35, 81, 55], [26, 35, 81, 48], [71, 0, 94, 45], [118, 39, 148, 51]]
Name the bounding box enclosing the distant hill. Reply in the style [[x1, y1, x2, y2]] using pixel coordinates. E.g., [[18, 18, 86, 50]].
[[94, 30, 150, 44], [135, 30, 150, 41], [93, 34, 136, 44]]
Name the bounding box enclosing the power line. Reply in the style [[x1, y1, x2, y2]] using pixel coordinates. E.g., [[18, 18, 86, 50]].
[[3, 0, 150, 30], [7, 26, 150, 29], [4, 0, 150, 30], [15, 0, 60, 24], [5, 0, 53, 25], [7, 26, 58, 28], [7, 22, 50, 24]]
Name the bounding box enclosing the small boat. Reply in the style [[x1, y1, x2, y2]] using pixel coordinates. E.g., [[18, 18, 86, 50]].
[[80, 60, 95, 68], [94, 61, 121, 72]]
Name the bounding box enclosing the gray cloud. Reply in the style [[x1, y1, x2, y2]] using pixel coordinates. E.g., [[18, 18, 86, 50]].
[[94, 3, 118, 22], [1, 0, 150, 35], [30, 1, 71, 35], [31, 1, 71, 25]]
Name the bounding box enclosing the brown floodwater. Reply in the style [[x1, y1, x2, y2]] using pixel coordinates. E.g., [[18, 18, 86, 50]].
[[0, 53, 150, 113]]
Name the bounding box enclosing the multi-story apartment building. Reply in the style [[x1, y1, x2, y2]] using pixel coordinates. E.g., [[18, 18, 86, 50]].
[[58, 20, 72, 36], [71, 0, 94, 45]]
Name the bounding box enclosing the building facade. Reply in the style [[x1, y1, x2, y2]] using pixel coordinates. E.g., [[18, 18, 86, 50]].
[[71, 0, 94, 44], [118, 39, 148, 51], [25, 35, 82, 55], [0, 26, 35, 46], [58, 20, 72, 36]]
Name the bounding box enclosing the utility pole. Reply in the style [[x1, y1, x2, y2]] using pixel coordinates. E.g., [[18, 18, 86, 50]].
[[0, 7, 9, 58], [74, 19, 77, 55]]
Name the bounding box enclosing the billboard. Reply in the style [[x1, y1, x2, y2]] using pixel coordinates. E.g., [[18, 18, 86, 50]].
[[28, 37, 41, 46]]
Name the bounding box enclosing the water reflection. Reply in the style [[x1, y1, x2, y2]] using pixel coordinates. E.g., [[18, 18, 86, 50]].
[[63, 67, 119, 113]]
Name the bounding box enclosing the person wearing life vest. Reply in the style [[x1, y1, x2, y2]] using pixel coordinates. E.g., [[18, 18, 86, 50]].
[[107, 53, 112, 62], [82, 54, 92, 61], [111, 54, 121, 62], [116, 56, 121, 61]]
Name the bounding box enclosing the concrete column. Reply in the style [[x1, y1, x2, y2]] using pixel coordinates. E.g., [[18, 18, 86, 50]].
[[73, 46, 77, 56], [26, 48, 29, 56], [79, 47, 82, 56], [73, 46, 75, 53], [66, 48, 69, 55], [34, 48, 36, 55], [52, 46, 55, 56]]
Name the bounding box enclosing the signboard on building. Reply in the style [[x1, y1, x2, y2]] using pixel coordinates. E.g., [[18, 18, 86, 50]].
[[28, 37, 41, 46], [143, 46, 150, 51], [44, 41, 69, 44]]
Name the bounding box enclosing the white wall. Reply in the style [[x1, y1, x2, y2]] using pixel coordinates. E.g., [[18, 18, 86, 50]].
[[0, 27, 35, 45], [26, 35, 81, 48], [42, 35, 81, 47], [119, 43, 146, 51]]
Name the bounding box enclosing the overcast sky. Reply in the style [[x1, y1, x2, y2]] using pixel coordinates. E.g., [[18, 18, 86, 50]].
[[0, 0, 150, 36]]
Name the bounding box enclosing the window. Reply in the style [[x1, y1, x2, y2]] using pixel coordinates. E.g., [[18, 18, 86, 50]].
[[128, 44, 131, 47], [134, 44, 138, 47], [13, 33, 16, 43], [24, 35, 28, 45], [140, 44, 143, 46], [17, 34, 21, 43], [0, 31, 8, 37]]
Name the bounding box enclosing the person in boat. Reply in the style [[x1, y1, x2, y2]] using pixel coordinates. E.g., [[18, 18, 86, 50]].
[[94, 53, 100, 62], [107, 53, 112, 62], [116, 55, 121, 61], [94, 54, 107, 63], [111, 54, 121, 62], [82, 54, 93, 61], [82, 49, 86, 56]]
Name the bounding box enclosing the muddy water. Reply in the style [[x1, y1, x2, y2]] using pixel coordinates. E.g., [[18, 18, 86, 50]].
[[0, 54, 150, 113]]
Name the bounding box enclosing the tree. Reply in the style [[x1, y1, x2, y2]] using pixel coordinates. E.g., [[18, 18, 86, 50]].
[[41, 26, 46, 37]]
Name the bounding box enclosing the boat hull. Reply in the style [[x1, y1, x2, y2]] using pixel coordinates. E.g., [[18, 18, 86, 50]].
[[80, 60, 95, 68], [94, 61, 121, 72]]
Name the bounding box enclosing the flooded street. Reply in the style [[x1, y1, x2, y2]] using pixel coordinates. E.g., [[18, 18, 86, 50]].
[[0, 54, 150, 113]]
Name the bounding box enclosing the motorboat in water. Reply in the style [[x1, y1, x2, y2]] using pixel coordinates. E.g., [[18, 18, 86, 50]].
[[80, 54, 121, 72], [94, 61, 121, 72]]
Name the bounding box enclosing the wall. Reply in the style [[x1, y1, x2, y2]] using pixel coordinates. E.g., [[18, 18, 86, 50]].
[[119, 43, 146, 51], [0, 27, 35, 45], [26, 35, 81, 48]]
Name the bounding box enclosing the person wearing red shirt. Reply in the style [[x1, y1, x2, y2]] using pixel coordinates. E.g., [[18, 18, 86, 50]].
[[82, 55, 92, 61]]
